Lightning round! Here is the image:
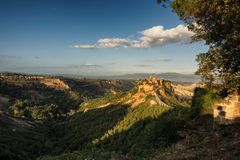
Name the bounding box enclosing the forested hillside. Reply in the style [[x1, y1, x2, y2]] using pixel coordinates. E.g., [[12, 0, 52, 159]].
[[1, 74, 239, 160], [0, 0, 239, 159]]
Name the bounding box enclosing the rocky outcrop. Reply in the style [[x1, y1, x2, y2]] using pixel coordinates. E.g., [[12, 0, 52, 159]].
[[40, 78, 70, 90], [129, 78, 175, 107], [213, 93, 240, 125], [172, 83, 200, 100], [137, 77, 174, 98]]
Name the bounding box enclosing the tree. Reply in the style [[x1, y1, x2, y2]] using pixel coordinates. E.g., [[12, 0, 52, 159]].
[[9, 99, 25, 118], [158, 0, 240, 92]]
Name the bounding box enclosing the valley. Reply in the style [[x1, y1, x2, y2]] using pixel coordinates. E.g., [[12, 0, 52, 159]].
[[0, 73, 239, 160], [1, 0, 239, 159]]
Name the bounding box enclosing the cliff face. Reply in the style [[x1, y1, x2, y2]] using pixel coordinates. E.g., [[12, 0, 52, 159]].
[[128, 78, 176, 108], [137, 78, 174, 98], [40, 78, 70, 90], [81, 78, 180, 110]]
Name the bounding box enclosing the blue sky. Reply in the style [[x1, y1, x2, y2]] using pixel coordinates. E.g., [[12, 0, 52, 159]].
[[0, 0, 208, 75]]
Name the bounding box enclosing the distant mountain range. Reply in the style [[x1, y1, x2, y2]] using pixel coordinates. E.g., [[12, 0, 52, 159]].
[[86, 73, 200, 82], [0, 72, 200, 83]]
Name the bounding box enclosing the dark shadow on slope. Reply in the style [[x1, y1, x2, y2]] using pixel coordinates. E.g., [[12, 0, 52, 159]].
[[94, 106, 190, 159], [0, 114, 51, 160], [64, 79, 135, 99], [54, 104, 130, 153]]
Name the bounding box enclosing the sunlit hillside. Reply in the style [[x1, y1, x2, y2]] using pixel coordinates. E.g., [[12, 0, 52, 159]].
[[0, 0, 239, 160]]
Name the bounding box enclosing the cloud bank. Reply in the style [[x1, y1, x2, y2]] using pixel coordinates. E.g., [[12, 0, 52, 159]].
[[73, 24, 194, 49]]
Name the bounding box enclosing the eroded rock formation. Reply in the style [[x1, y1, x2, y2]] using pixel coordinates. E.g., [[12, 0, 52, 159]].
[[129, 78, 176, 108], [137, 77, 174, 98], [40, 78, 70, 90]]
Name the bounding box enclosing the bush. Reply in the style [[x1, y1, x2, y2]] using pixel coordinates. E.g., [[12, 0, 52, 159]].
[[191, 87, 217, 117]]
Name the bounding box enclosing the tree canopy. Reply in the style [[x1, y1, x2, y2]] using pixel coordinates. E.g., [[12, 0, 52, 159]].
[[159, 0, 240, 92]]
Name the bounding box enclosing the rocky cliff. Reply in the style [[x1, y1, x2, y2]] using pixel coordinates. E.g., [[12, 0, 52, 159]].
[[40, 78, 70, 90], [137, 78, 174, 97]]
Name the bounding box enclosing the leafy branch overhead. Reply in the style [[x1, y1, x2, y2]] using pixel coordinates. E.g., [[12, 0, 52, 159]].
[[159, 0, 240, 91]]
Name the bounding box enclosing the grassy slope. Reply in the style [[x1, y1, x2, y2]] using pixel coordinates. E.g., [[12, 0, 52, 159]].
[[38, 87, 240, 160], [38, 88, 190, 160], [0, 76, 136, 160], [2, 76, 239, 160]]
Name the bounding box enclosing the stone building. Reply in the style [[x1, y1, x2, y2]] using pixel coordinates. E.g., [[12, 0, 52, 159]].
[[213, 93, 240, 125]]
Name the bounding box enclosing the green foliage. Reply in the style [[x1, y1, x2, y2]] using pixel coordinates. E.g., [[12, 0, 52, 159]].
[[94, 105, 188, 158], [0, 75, 138, 159], [191, 87, 218, 117], [2, 96, 190, 159], [39, 98, 190, 159], [59, 105, 129, 152], [159, 0, 240, 91], [80, 91, 128, 111], [0, 83, 83, 120], [33, 83, 191, 160], [9, 99, 61, 120], [0, 74, 195, 159]]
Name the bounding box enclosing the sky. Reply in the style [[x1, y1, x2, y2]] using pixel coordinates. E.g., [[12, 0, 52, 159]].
[[0, 0, 208, 76]]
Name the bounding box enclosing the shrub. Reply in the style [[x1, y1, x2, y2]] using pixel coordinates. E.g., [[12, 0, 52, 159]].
[[191, 87, 217, 117]]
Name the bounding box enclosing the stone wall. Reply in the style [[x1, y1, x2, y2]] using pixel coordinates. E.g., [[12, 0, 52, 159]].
[[213, 93, 240, 125]]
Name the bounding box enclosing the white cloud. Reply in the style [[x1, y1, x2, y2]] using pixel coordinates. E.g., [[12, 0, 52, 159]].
[[137, 24, 194, 48], [72, 24, 194, 49], [97, 38, 131, 48], [72, 45, 97, 49], [78, 63, 103, 68]]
